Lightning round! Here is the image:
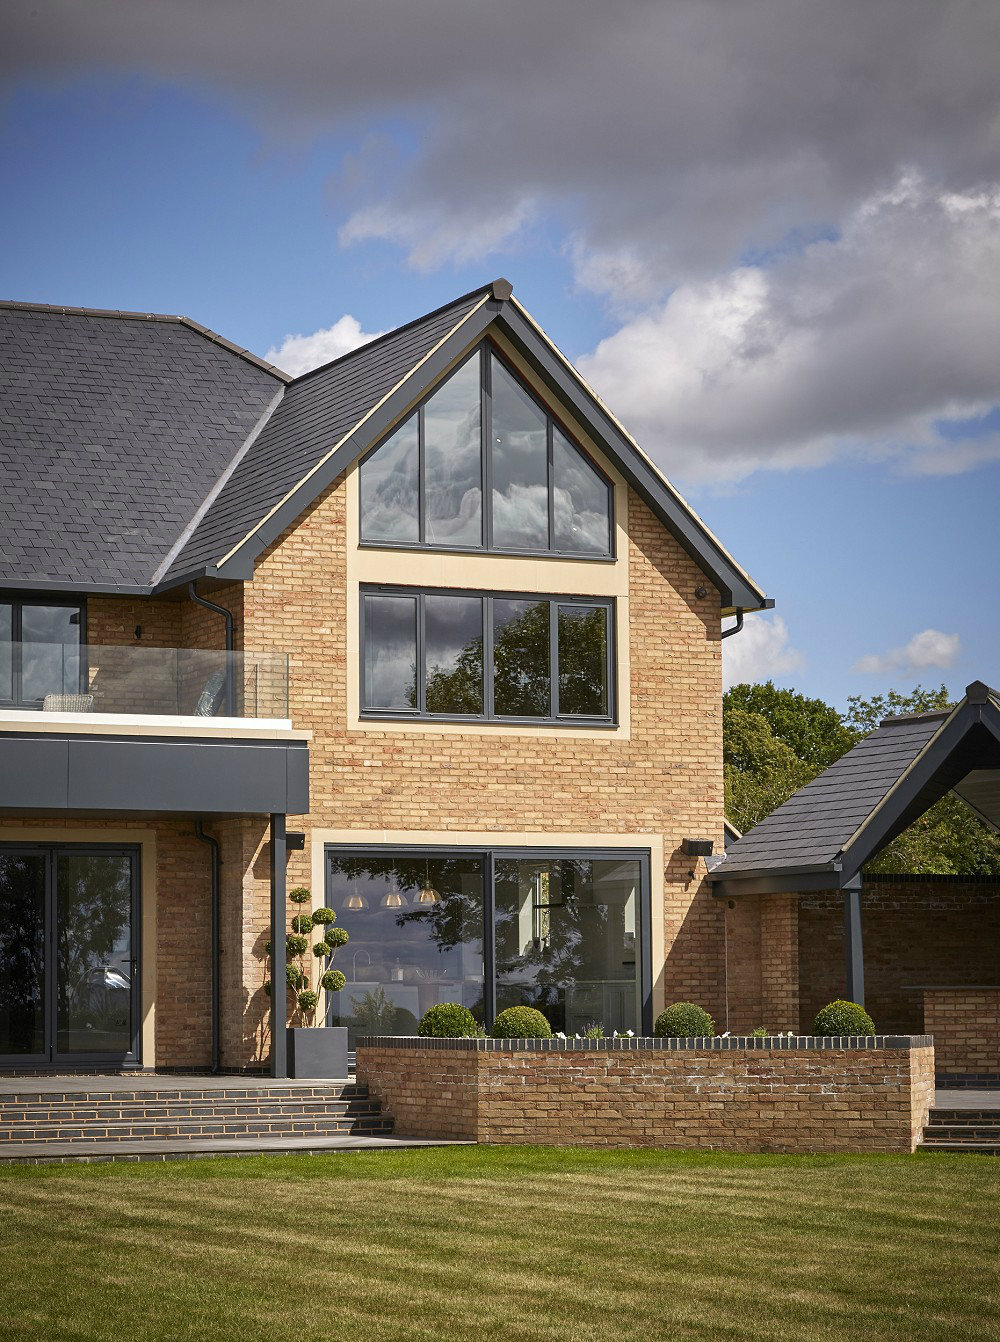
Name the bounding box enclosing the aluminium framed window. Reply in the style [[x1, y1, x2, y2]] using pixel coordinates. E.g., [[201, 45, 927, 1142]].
[[360, 584, 617, 727], [325, 842, 652, 1039], [0, 593, 86, 709], [358, 342, 616, 560]]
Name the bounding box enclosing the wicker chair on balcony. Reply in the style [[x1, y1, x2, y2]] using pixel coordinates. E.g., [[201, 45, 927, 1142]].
[[42, 693, 95, 712]]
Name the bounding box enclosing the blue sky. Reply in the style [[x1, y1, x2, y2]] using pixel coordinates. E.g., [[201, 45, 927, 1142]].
[[3, 3, 998, 713]]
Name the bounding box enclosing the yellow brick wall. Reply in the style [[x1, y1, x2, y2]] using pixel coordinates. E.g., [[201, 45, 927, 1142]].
[[239, 467, 727, 1030]]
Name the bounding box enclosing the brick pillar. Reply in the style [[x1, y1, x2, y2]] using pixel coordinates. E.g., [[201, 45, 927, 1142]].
[[759, 894, 800, 1031], [216, 817, 270, 1071]]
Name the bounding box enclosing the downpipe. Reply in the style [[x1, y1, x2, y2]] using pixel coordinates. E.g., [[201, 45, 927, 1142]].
[[188, 581, 235, 714], [195, 817, 221, 1074]]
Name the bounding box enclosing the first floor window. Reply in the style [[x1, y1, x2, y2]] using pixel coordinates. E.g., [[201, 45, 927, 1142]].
[[325, 847, 647, 1049], [0, 596, 84, 707], [360, 586, 615, 724]]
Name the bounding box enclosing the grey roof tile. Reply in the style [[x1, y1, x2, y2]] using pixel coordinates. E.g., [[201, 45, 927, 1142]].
[[0, 305, 283, 588]]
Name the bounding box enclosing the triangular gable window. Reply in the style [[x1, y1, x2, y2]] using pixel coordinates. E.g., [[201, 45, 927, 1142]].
[[360, 345, 613, 556]]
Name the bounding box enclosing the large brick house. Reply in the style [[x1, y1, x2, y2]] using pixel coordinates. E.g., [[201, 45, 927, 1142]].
[[0, 279, 773, 1075]]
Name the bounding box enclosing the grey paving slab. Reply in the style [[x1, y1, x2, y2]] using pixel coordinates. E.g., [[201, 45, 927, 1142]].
[[0, 1135, 472, 1165], [0, 1074, 350, 1094], [934, 1088, 1000, 1109]]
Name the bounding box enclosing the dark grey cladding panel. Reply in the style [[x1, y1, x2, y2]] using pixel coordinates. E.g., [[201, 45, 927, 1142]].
[[715, 715, 943, 876], [164, 289, 490, 579], [0, 733, 308, 814], [0, 736, 70, 807], [0, 307, 283, 588]]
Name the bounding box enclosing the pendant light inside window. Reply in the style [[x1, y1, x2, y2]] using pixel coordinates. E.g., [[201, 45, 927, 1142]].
[[343, 875, 368, 911], [380, 869, 408, 909], [416, 859, 441, 905]]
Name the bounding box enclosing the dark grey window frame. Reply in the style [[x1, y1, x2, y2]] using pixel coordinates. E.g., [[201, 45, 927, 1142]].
[[0, 591, 87, 709], [360, 584, 617, 727], [325, 842, 652, 1034], [0, 841, 141, 1068], [358, 340, 616, 561]]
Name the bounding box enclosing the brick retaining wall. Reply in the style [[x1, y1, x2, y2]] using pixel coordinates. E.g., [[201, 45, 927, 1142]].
[[356, 1036, 935, 1154], [922, 988, 1000, 1082]]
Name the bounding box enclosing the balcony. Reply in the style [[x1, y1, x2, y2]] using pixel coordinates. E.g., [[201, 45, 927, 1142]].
[[0, 644, 308, 816], [1, 643, 289, 724]]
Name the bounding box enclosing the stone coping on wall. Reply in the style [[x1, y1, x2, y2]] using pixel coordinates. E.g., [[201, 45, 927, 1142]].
[[358, 1034, 932, 1051]]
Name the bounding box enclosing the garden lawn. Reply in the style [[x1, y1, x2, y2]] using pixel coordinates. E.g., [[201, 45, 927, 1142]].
[[1, 1146, 998, 1342]]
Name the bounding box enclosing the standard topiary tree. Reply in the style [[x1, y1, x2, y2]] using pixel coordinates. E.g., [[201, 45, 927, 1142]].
[[812, 1000, 876, 1036], [491, 1006, 552, 1039], [264, 888, 350, 1019], [653, 1002, 716, 1038], [418, 1003, 480, 1038]]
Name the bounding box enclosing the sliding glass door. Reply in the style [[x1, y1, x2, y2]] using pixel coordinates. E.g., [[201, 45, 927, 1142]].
[[325, 845, 649, 1047], [0, 845, 139, 1065]]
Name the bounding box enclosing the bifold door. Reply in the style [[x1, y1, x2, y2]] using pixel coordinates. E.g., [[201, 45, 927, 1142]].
[[0, 844, 139, 1065]]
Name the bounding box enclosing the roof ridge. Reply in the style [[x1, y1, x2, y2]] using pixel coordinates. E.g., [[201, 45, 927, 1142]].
[[0, 299, 291, 384], [879, 709, 953, 726], [285, 279, 501, 386]]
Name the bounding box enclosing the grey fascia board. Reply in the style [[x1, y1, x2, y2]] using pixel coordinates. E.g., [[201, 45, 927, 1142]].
[[710, 864, 844, 898], [836, 701, 995, 879], [493, 305, 770, 612], [0, 576, 156, 595], [212, 300, 503, 580]]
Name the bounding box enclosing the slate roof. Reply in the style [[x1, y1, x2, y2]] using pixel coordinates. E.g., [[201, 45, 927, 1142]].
[[0, 281, 770, 610], [0, 302, 285, 590], [710, 682, 1000, 892], [162, 285, 491, 583]]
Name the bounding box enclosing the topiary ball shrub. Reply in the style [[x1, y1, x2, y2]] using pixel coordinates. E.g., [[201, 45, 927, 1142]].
[[812, 1000, 876, 1036], [491, 1006, 552, 1039], [418, 1003, 480, 1038], [291, 913, 313, 934], [297, 989, 319, 1012], [320, 969, 346, 993], [286, 933, 309, 956], [653, 1002, 716, 1038], [325, 927, 349, 949], [285, 963, 304, 988], [289, 887, 311, 905], [311, 906, 336, 926]]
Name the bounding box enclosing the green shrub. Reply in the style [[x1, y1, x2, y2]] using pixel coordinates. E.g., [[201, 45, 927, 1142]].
[[491, 1006, 552, 1039], [582, 1022, 605, 1039], [297, 989, 319, 1012], [285, 964, 304, 989], [751, 1026, 770, 1038], [325, 927, 349, 949], [320, 969, 346, 993], [291, 913, 313, 934], [653, 1002, 716, 1038], [311, 906, 336, 925], [419, 1003, 480, 1037], [312, 940, 329, 957], [286, 933, 309, 956], [812, 1000, 876, 1036], [289, 887, 311, 904]]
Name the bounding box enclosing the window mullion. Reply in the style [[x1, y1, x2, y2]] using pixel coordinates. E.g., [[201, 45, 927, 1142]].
[[550, 599, 559, 719], [546, 420, 555, 553], [417, 406, 426, 545], [484, 849, 497, 1028], [482, 349, 492, 551], [416, 593, 425, 714], [484, 596, 494, 720]]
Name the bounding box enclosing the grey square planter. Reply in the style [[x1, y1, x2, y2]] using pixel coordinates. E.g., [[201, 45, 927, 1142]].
[[286, 1025, 349, 1078]]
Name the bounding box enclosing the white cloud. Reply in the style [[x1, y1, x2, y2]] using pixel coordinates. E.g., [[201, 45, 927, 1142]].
[[852, 629, 961, 676], [576, 176, 1000, 486], [264, 315, 383, 376], [723, 613, 803, 690]]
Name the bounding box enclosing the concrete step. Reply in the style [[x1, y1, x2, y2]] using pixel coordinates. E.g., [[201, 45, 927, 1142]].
[[919, 1139, 1000, 1154], [0, 1080, 393, 1146], [0, 1134, 469, 1166]]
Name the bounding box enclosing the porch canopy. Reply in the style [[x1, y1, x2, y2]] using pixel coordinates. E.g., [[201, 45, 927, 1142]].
[[707, 681, 1000, 1005]]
